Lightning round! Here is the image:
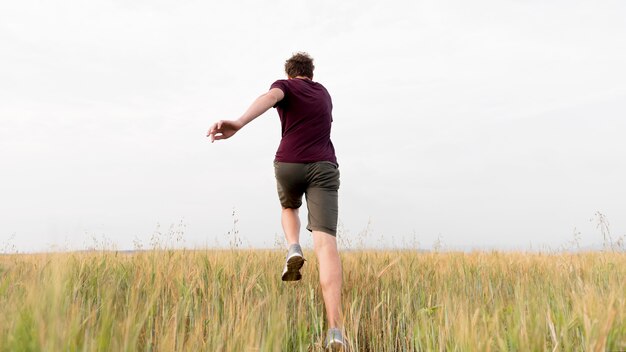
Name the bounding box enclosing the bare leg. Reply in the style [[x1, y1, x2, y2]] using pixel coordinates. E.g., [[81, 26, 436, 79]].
[[282, 208, 300, 245], [313, 230, 342, 328]]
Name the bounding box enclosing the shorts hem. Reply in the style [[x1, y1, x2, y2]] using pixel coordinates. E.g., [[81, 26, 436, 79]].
[[306, 225, 337, 237]]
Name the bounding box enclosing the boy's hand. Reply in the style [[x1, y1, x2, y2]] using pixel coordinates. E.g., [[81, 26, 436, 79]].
[[207, 120, 243, 143]]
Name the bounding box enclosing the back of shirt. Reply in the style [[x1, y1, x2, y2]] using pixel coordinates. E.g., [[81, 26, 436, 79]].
[[270, 78, 337, 164]]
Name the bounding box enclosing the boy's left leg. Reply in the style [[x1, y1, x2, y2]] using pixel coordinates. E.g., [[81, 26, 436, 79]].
[[275, 162, 307, 281], [281, 207, 305, 281], [282, 207, 300, 245]]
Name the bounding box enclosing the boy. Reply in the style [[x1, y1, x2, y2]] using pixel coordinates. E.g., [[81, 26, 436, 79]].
[[207, 52, 345, 350]]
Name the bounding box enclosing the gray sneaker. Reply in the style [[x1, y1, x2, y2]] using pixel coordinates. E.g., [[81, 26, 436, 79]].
[[281, 244, 305, 281], [325, 328, 345, 351]]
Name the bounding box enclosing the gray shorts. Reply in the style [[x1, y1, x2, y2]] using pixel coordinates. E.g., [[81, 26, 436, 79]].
[[274, 161, 340, 236]]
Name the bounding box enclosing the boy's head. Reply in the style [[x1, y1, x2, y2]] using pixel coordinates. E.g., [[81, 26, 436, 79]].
[[285, 52, 314, 79]]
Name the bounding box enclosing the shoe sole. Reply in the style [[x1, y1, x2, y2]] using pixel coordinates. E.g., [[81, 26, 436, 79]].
[[326, 341, 345, 351], [281, 254, 305, 281]]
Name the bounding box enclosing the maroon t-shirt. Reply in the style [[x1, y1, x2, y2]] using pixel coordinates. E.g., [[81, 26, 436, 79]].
[[270, 78, 337, 164]]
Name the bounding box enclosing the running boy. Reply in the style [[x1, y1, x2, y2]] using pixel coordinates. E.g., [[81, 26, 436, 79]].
[[207, 52, 345, 351]]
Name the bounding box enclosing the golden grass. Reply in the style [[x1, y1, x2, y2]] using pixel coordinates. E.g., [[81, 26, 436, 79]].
[[1, 250, 624, 351]]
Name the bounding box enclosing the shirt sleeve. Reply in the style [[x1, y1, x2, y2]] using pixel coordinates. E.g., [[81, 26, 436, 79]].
[[270, 80, 288, 108]]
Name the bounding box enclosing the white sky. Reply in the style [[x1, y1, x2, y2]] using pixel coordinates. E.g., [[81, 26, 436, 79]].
[[1, 0, 625, 252]]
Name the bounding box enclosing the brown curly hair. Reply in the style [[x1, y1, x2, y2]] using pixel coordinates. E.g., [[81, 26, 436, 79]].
[[285, 52, 315, 79]]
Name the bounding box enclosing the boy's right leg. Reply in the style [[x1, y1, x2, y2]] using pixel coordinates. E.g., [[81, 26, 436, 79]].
[[313, 231, 345, 350], [312, 230, 343, 329]]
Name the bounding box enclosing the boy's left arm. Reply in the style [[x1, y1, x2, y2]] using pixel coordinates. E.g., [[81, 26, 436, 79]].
[[207, 88, 284, 142]]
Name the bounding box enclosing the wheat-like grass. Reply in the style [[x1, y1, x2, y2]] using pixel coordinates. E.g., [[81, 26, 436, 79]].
[[1, 250, 624, 351]]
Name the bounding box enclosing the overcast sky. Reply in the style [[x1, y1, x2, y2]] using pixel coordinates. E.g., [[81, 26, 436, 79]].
[[1, 0, 625, 252]]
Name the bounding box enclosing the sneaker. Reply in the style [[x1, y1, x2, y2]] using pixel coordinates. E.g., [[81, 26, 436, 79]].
[[281, 244, 305, 281], [325, 328, 346, 351]]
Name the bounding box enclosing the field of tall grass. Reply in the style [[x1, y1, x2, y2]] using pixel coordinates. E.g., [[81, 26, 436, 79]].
[[1, 249, 625, 351]]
